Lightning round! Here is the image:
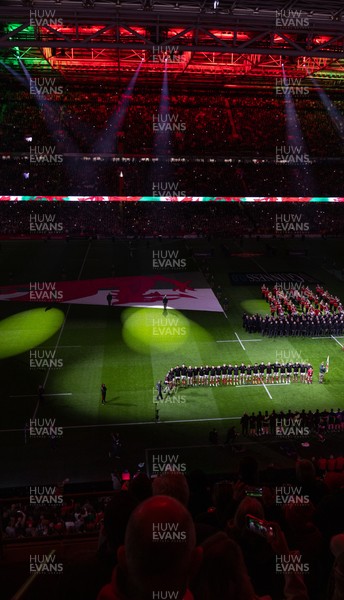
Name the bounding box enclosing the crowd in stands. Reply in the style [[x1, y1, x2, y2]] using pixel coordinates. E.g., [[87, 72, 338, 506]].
[[0, 201, 344, 239], [1, 87, 344, 158], [95, 462, 344, 600], [1, 81, 344, 195], [239, 408, 344, 437], [3, 460, 344, 600], [2, 493, 110, 539], [2, 158, 344, 196]]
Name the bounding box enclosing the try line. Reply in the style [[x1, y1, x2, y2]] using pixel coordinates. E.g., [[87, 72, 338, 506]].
[[32, 242, 91, 421]]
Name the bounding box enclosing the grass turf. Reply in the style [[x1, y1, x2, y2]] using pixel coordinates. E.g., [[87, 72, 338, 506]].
[[0, 236, 343, 486]]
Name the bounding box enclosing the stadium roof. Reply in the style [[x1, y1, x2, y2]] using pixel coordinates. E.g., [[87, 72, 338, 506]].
[[1, 0, 344, 89], [1, 0, 344, 21]]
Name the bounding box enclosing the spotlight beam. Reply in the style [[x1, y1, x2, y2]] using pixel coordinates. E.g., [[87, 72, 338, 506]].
[[281, 64, 314, 193], [308, 72, 344, 142], [93, 61, 142, 154], [153, 62, 170, 159]]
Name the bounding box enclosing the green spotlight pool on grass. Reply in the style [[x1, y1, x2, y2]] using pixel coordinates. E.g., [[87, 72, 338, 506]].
[[121, 307, 211, 355], [241, 299, 269, 316], [0, 308, 64, 359]]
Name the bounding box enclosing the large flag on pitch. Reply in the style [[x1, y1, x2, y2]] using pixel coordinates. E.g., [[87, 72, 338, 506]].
[[326, 356, 330, 373]]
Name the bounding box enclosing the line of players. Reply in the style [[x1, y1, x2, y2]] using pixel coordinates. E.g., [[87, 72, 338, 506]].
[[164, 362, 314, 387], [243, 312, 344, 336]]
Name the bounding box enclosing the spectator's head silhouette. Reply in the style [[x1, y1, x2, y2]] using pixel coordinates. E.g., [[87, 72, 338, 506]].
[[152, 472, 190, 507], [117, 495, 202, 600], [190, 531, 255, 600], [296, 458, 316, 485], [234, 497, 264, 532]]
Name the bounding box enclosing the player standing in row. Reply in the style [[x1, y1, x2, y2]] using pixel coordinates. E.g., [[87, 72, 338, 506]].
[[273, 362, 280, 383], [233, 364, 239, 385], [174, 365, 181, 386], [216, 365, 221, 386], [239, 363, 246, 385], [204, 365, 210, 385], [228, 364, 233, 385], [280, 363, 286, 383], [300, 363, 307, 383], [193, 366, 199, 385], [286, 363, 292, 384], [181, 364, 187, 386], [246, 364, 252, 384], [221, 364, 228, 385], [187, 366, 193, 386], [265, 362, 273, 383], [252, 363, 259, 385], [307, 365, 314, 384]]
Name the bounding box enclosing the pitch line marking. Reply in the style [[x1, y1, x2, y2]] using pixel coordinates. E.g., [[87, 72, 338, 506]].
[[11, 393, 72, 398], [311, 336, 344, 340], [0, 416, 241, 433], [45, 345, 82, 349], [145, 440, 276, 452], [235, 332, 246, 350], [32, 242, 91, 421], [234, 383, 290, 388], [262, 382, 273, 399], [216, 339, 262, 343], [31, 305, 72, 420], [331, 335, 344, 348]]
